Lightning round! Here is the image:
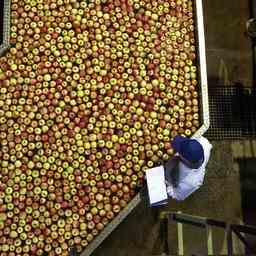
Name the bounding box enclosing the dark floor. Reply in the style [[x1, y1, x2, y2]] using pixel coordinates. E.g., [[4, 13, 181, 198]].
[[204, 0, 252, 87], [237, 158, 256, 253]]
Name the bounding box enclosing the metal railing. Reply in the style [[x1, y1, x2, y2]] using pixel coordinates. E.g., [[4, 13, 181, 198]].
[[159, 211, 256, 255], [0, 0, 10, 56]]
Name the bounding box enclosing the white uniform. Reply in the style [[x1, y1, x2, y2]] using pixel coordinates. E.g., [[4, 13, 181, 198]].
[[167, 136, 212, 201]]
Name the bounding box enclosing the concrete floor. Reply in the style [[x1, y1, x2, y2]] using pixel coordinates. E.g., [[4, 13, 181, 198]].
[[91, 0, 254, 255], [204, 0, 252, 87]]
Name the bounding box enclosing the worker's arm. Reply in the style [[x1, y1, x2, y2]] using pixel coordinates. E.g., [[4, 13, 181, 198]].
[[171, 178, 201, 201], [165, 167, 203, 200], [164, 155, 180, 188]]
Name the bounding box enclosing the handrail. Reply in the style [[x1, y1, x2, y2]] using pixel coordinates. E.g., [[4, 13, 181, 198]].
[[160, 211, 256, 255]]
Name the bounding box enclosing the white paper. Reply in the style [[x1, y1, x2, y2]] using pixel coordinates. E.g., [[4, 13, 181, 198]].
[[146, 165, 168, 205]]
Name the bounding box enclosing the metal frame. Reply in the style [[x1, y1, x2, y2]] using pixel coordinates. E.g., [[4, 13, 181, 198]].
[[0, 0, 11, 55], [193, 0, 210, 138], [82, 0, 209, 254], [160, 212, 256, 255]]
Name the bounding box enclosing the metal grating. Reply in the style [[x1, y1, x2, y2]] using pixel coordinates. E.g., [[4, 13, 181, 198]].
[[206, 86, 256, 140], [0, 0, 4, 44]]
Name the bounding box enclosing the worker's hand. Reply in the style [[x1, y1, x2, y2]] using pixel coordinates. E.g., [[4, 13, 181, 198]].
[[164, 155, 180, 172], [165, 180, 172, 187], [166, 184, 174, 198], [164, 156, 180, 188]]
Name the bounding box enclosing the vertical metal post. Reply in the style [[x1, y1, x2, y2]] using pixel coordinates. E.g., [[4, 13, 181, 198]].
[[177, 212, 184, 256], [162, 217, 170, 255], [159, 212, 170, 255], [226, 225, 233, 256], [249, 0, 256, 87], [206, 225, 214, 255]]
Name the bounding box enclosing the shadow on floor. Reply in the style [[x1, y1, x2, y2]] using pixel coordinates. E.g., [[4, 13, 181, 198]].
[[237, 157, 256, 254]]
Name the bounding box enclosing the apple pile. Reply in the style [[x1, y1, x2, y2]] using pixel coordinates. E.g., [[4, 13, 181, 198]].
[[0, 0, 200, 255]]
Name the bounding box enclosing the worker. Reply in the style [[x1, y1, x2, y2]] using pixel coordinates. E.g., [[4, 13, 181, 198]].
[[164, 135, 212, 201]]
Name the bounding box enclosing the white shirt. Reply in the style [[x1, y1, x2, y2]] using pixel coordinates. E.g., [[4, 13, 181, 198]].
[[167, 136, 212, 201]]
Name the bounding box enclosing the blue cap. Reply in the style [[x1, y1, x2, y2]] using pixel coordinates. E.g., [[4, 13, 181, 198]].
[[171, 135, 204, 165]]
